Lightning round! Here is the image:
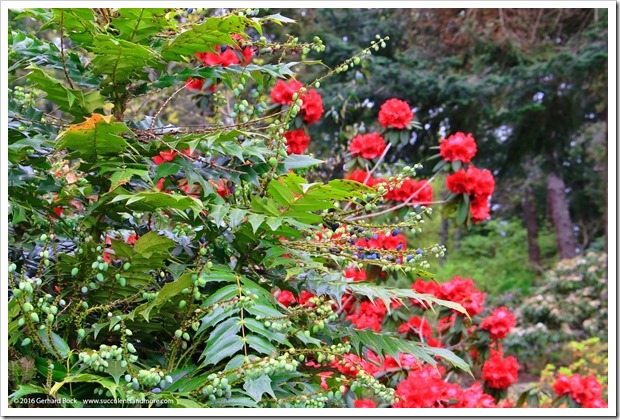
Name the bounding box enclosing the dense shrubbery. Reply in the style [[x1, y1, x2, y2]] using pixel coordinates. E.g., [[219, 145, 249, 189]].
[[6, 8, 607, 410], [505, 251, 608, 371]]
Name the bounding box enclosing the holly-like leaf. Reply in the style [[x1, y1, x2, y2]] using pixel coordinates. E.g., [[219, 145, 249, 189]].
[[133, 231, 175, 258], [90, 34, 162, 82], [36, 329, 70, 359], [55, 114, 131, 162], [27, 67, 105, 120], [243, 374, 276, 402]]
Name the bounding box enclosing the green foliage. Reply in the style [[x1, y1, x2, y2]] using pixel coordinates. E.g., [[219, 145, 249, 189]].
[[7, 7, 470, 409], [429, 219, 543, 295], [504, 251, 608, 372]]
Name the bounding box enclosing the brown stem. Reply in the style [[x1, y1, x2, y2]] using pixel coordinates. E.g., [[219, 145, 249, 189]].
[[59, 11, 76, 90]]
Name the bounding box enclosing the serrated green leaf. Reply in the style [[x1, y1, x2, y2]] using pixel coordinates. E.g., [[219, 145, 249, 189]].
[[200, 318, 243, 366], [246, 334, 276, 355], [36, 329, 70, 358], [247, 213, 266, 233], [283, 154, 324, 170], [243, 374, 276, 402], [28, 67, 106, 121], [229, 208, 248, 229], [133, 231, 175, 258]]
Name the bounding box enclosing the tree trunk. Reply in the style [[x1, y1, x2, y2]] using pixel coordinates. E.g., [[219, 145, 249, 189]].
[[546, 172, 577, 259], [523, 185, 541, 267]]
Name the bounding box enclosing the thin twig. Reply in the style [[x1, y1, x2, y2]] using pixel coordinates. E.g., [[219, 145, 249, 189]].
[[342, 143, 392, 212], [59, 11, 76, 90], [149, 84, 187, 130]]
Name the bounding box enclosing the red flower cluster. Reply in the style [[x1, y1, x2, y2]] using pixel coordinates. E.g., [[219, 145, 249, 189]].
[[385, 178, 433, 205], [345, 170, 386, 188], [270, 79, 304, 105], [393, 365, 459, 408], [284, 129, 311, 155], [439, 132, 477, 163], [196, 35, 252, 68], [349, 133, 387, 160], [354, 399, 377, 408], [481, 347, 519, 390], [270, 80, 324, 125], [355, 231, 407, 251], [412, 277, 486, 317], [300, 88, 324, 125], [480, 307, 516, 340], [398, 315, 432, 337], [378, 98, 414, 129], [346, 299, 386, 332], [553, 374, 607, 408], [446, 166, 495, 223], [275, 289, 316, 307], [344, 266, 367, 281], [453, 382, 497, 408]]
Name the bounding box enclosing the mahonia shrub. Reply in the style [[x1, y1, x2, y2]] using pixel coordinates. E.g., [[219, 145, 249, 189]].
[[6, 7, 605, 410]]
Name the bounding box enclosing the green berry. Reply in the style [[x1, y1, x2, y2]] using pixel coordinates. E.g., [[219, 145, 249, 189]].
[[77, 328, 85, 338], [40, 234, 48, 241], [123, 262, 131, 271], [175, 329, 183, 338], [21, 338, 31, 346], [30, 313, 39, 323], [71, 267, 79, 276], [178, 300, 187, 309], [268, 157, 278, 167]]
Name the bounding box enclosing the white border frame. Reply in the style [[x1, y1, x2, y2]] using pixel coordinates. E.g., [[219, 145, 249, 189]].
[[1, 1, 616, 417]]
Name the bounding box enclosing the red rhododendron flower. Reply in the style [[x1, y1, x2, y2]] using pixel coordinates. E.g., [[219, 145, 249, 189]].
[[354, 399, 377, 408], [378, 98, 413, 129], [444, 277, 486, 317], [394, 364, 462, 408], [482, 348, 519, 389], [349, 133, 387, 160], [386, 178, 433, 204], [126, 233, 138, 245], [480, 306, 516, 340], [452, 383, 497, 408], [383, 233, 407, 251], [196, 45, 241, 67], [276, 290, 296, 307], [554, 374, 607, 408], [439, 132, 477, 163], [446, 167, 495, 223], [298, 290, 316, 306], [410, 279, 440, 308], [153, 150, 177, 165], [346, 170, 376, 186], [185, 77, 205, 91], [300, 89, 324, 125], [270, 79, 304, 105], [346, 299, 386, 332], [230, 33, 253, 64], [284, 129, 311, 155], [344, 266, 367, 281]]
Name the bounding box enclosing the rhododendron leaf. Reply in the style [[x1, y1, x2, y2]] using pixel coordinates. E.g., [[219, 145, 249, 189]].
[[432, 159, 448, 173], [452, 160, 463, 172], [400, 129, 410, 145], [456, 194, 470, 225]]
